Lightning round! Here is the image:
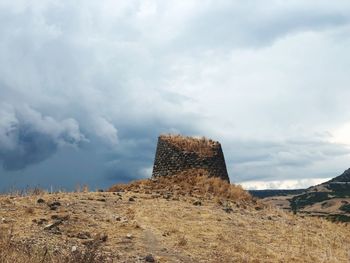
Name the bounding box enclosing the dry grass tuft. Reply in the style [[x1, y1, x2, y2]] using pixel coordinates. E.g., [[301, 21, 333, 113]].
[[75, 184, 90, 193], [0, 227, 110, 263], [25, 207, 35, 214], [109, 169, 251, 203], [160, 134, 219, 157], [176, 236, 188, 247], [5, 187, 47, 197]]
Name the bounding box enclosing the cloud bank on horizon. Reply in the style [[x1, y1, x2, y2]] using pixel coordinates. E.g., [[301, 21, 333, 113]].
[[1, 0, 350, 190]]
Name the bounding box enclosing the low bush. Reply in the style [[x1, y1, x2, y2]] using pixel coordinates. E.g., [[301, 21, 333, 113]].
[[109, 169, 252, 202], [160, 134, 218, 157]]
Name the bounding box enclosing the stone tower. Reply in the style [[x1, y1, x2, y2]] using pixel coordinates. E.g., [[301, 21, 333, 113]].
[[152, 134, 230, 182]]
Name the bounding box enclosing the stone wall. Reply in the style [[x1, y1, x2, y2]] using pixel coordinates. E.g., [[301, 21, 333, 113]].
[[152, 136, 230, 182]]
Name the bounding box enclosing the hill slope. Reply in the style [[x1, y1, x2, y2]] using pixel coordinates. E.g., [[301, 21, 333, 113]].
[[329, 168, 350, 183], [263, 169, 350, 222], [1, 173, 350, 262]]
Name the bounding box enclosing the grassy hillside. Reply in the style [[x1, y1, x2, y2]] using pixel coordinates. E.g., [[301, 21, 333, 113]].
[[261, 169, 350, 223], [287, 170, 350, 221], [1, 171, 350, 262]]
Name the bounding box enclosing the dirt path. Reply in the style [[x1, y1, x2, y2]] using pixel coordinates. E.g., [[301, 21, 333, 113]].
[[142, 228, 192, 263]]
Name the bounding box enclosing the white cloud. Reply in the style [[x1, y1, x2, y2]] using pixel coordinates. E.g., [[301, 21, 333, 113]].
[[91, 116, 118, 146], [330, 123, 350, 145], [138, 166, 152, 178], [240, 177, 331, 190]]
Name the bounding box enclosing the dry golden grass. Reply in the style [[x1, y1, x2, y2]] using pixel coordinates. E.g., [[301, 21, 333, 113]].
[[108, 169, 251, 203], [0, 228, 109, 263], [1, 174, 350, 262], [160, 134, 219, 157]]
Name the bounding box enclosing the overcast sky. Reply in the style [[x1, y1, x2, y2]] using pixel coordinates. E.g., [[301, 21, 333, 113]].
[[1, 0, 350, 191]]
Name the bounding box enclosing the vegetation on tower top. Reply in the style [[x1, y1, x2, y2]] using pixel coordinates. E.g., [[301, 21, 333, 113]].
[[159, 134, 219, 157]]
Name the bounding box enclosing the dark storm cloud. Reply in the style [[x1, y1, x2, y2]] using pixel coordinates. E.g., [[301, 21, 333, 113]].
[[1, 132, 58, 171], [0, 104, 85, 170]]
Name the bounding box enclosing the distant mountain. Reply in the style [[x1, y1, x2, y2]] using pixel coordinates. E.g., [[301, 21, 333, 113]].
[[261, 169, 350, 222], [307, 168, 350, 196], [328, 168, 350, 183], [249, 189, 305, 199]]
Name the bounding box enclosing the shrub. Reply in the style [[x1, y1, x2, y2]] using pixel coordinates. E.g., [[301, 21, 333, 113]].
[[160, 134, 218, 157], [339, 203, 350, 213], [109, 169, 252, 202]]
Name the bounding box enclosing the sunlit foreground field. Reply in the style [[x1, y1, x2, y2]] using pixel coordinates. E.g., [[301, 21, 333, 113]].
[[1, 170, 350, 262]]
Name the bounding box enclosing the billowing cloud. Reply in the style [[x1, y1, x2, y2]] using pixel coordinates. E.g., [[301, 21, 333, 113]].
[[0, 1, 350, 190], [240, 177, 332, 190], [0, 104, 85, 170], [91, 117, 118, 146]]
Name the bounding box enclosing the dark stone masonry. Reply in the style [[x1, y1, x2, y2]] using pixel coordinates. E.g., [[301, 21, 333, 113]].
[[152, 135, 230, 182]]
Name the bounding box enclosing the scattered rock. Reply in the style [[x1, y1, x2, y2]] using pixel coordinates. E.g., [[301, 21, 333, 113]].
[[126, 233, 133, 239], [1, 218, 15, 224], [51, 214, 69, 221], [33, 218, 48, 225], [223, 207, 233, 213], [145, 254, 155, 262], [129, 197, 135, 202], [193, 200, 202, 206], [99, 234, 108, 242], [164, 193, 172, 200], [37, 198, 45, 204], [81, 240, 95, 246], [71, 246, 77, 252], [44, 220, 62, 231], [48, 201, 61, 210], [76, 232, 92, 239], [97, 198, 106, 202], [43, 218, 64, 235], [162, 231, 170, 237]]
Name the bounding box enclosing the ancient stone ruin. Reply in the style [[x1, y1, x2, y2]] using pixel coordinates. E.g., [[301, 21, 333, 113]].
[[152, 134, 230, 182]]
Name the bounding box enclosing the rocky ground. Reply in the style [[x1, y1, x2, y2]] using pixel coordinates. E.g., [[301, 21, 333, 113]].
[[1, 174, 350, 262]]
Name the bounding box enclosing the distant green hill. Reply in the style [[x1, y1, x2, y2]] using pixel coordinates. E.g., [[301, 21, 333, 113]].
[[290, 169, 350, 222], [328, 168, 350, 183], [260, 169, 350, 222]]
